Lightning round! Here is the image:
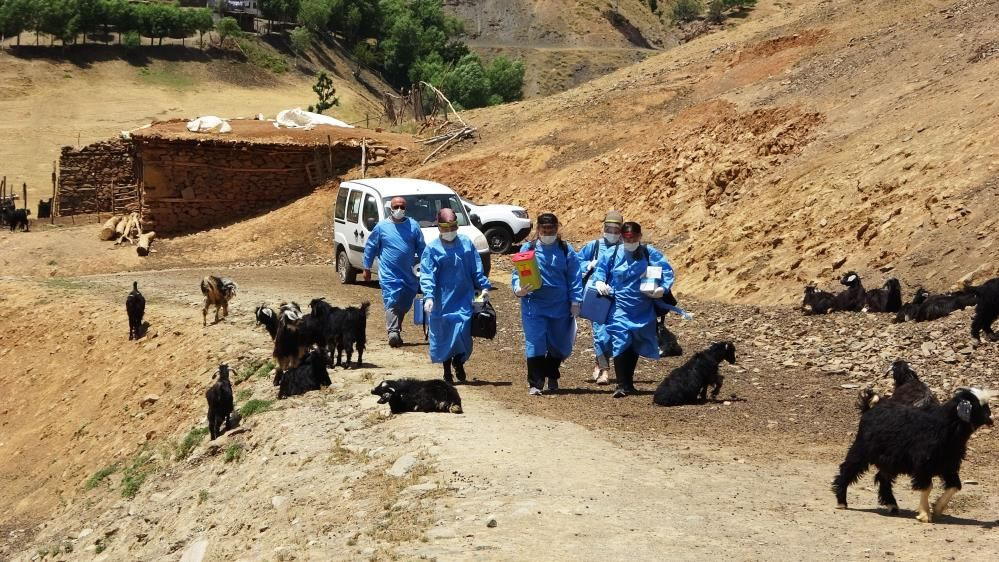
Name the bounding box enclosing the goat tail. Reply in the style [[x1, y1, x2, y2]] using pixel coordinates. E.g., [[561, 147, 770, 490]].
[[359, 301, 371, 315], [856, 388, 880, 413]]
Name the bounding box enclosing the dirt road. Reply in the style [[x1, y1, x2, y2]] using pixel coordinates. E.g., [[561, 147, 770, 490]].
[[3, 264, 996, 560]]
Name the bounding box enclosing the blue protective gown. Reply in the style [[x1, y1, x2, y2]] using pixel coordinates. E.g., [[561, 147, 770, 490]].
[[363, 217, 427, 311], [511, 240, 584, 359], [579, 238, 620, 360], [591, 244, 675, 359], [420, 235, 492, 363]]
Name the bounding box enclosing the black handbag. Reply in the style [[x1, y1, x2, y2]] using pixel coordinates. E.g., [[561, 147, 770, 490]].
[[471, 300, 497, 339], [657, 314, 683, 357]]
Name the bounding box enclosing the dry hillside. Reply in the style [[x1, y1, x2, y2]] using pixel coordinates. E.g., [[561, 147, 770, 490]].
[[424, 0, 999, 303]]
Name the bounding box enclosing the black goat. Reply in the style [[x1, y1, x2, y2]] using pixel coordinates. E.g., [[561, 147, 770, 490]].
[[898, 286, 977, 323], [833, 271, 866, 312], [653, 342, 736, 407], [205, 364, 235, 440], [335, 301, 370, 369], [833, 387, 994, 522], [894, 288, 930, 323], [371, 379, 463, 414], [125, 281, 145, 341], [971, 277, 999, 342], [802, 285, 837, 315], [255, 304, 278, 340], [858, 360, 939, 412], [278, 349, 331, 399], [1, 207, 29, 232], [863, 278, 902, 313]]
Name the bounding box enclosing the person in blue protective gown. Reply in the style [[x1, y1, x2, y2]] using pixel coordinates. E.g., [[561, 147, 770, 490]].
[[363, 196, 427, 348], [590, 221, 675, 398], [420, 208, 492, 384], [577, 210, 624, 385], [512, 212, 584, 396]]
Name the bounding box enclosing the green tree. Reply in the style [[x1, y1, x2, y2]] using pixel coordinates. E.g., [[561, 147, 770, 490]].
[[75, 0, 106, 44], [122, 29, 140, 50], [0, 0, 33, 46], [289, 25, 310, 62], [297, 0, 329, 34], [724, 0, 756, 10], [310, 70, 339, 113], [439, 53, 489, 109], [188, 7, 213, 48], [672, 0, 702, 23], [485, 56, 525, 103], [37, 0, 77, 45], [215, 16, 241, 47], [707, 0, 723, 23]]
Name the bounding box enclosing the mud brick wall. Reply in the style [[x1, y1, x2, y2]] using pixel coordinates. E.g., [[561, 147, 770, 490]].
[[57, 139, 137, 216], [135, 138, 361, 235]]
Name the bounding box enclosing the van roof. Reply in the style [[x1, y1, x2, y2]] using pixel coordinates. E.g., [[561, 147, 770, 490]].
[[342, 178, 457, 198]]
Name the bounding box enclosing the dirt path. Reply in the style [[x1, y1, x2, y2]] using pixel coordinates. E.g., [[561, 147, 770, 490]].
[[4, 265, 997, 560]]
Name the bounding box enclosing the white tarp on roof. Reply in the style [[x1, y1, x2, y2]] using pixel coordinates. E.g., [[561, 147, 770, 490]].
[[275, 108, 354, 130], [186, 116, 232, 133]]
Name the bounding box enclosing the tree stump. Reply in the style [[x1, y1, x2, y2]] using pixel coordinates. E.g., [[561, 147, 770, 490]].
[[137, 231, 156, 256], [100, 215, 123, 240]]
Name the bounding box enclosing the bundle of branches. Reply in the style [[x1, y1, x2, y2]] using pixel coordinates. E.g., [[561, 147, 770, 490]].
[[416, 82, 477, 164], [99, 213, 156, 256]]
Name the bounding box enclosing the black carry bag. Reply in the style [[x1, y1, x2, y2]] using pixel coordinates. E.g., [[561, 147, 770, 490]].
[[656, 314, 683, 357], [471, 300, 498, 339]]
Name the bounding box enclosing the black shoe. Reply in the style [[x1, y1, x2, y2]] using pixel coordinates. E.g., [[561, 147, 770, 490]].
[[455, 362, 467, 383], [443, 374, 454, 385], [546, 378, 559, 394], [388, 332, 403, 348]]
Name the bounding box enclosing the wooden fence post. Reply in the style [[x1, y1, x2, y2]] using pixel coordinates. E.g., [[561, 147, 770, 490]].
[[51, 161, 56, 223]]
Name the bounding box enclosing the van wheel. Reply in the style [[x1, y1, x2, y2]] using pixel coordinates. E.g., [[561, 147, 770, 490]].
[[484, 225, 514, 254], [337, 248, 358, 284], [480, 252, 492, 277]]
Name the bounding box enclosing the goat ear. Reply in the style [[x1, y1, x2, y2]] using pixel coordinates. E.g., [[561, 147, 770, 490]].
[[957, 400, 973, 423]]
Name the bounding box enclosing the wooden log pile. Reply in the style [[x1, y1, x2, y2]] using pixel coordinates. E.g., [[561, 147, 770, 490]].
[[58, 139, 137, 216], [98, 212, 154, 256]]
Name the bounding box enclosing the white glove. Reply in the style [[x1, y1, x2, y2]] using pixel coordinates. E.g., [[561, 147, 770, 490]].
[[586, 259, 597, 272], [594, 281, 612, 296], [423, 298, 434, 315], [571, 302, 580, 318], [650, 286, 665, 299], [480, 289, 490, 302], [515, 283, 534, 297]]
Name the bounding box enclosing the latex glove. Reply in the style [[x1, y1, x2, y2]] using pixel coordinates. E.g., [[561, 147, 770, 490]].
[[586, 259, 597, 272], [515, 283, 534, 298], [594, 281, 612, 296], [423, 298, 434, 315], [363, 269, 371, 282], [650, 286, 665, 299], [571, 302, 581, 318], [479, 289, 490, 302]]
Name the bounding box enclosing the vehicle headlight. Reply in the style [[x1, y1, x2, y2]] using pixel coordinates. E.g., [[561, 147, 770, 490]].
[[512, 210, 529, 219]]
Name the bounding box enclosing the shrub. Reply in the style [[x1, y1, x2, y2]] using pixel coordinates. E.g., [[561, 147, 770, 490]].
[[123, 30, 141, 51], [84, 464, 118, 490], [224, 443, 243, 463], [707, 0, 724, 23], [120, 451, 154, 499], [215, 16, 241, 47], [175, 426, 209, 460], [311, 71, 339, 114], [672, 0, 703, 22]]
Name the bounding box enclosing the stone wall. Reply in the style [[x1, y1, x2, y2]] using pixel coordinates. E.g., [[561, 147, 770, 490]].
[[134, 138, 361, 235], [57, 139, 137, 216]]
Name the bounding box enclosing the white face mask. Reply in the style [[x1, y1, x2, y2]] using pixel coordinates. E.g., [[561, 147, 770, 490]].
[[540, 235, 558, 245], [622, 242, 640, 252], [440, 231, 458, 242], [391, 208, 406, 220], [604, 233, 621, 244]]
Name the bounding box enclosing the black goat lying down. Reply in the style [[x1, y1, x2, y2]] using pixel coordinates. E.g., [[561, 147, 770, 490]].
[[802, 285, 837, 315], [896, 286, 977, 323], [833, 387, 994, 523], [653, 342, 736, 407], [833, 271, 866, 312], [371, 379, 463, 414], [278, 349, 332, 399], [863, 278, 902, 313], [971, 277, 999, 342], [894, 288, 930, 323], [858, 360, 939, 412]]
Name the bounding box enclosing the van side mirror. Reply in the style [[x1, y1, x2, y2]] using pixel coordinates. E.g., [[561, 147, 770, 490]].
[[364, 217, 377, 231], [470, 213, 482, 229]]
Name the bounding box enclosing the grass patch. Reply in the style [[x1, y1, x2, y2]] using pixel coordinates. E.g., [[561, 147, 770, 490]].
[[175, 426, 210, 460], [239, 399, 274, 419], [329, 436, 367, 465], [198, 490, 209, 504], [237, 36, 289, 73], [235, 388, 254, 402], [136, 63, 197, 89], [84, 463, 118, 490], [233, 359, 274, 384], [42, 278, 90, 291], [224, 443, 244, 463], [121, 451, 155, 499]]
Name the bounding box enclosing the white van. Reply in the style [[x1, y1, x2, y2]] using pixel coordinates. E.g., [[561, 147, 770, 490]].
[[332, 178, 492, 283]]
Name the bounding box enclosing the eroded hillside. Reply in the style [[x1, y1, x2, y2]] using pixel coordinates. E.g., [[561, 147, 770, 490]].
[[424, 0, 999, 303]]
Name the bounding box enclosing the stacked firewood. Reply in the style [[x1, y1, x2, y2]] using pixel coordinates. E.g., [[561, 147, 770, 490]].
[[99, 212, 156, 256]]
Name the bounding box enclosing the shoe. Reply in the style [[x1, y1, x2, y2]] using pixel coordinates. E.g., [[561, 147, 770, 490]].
[[455, 362, 467, 383], [388, 332, 403, 348], [528, 387, 543, 396], [546, 379, 559, 394], [590, 366, 601, 382], [596, 370, 610, 385], [612, 387, 628, 398]]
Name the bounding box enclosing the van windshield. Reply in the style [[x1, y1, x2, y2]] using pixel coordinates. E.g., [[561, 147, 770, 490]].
[[383, 194, 470, 227]]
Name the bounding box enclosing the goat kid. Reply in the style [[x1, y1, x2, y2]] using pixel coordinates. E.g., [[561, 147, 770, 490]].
[[126, 281, 146, 340], [278, 349, 332, 398], [858, 360, 939, 412], [863, 278, 902, 313], [653, 342, 736, 406], [802, 285, 837, 315], [833, 387, 994, 522], [971, 277, 999, 342], [205, 363, 235, 440], [371, 379, 463, 414], [335, 301, 370, 369], [201, 276, 237, 326]]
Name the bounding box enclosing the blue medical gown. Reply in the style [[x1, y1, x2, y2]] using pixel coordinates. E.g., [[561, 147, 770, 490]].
[[590, 244, 675, 359], [420, 235, 492, 363], [363, 218, 426, 311], [511, 240, 584, 359], [579, 238, 620, 359]]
